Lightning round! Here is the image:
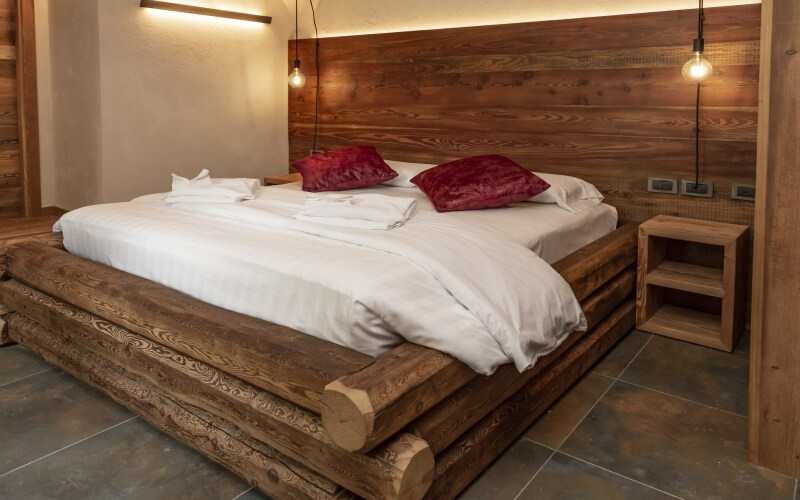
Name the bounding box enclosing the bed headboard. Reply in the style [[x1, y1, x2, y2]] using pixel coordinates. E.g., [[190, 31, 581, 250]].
[[288, 4, 759, 229]]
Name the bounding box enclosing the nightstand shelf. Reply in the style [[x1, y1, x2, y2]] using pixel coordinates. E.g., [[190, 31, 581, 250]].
[[263, 173, 302, 185], [644, 260, 724, 297], [636, 215, 748, 352]]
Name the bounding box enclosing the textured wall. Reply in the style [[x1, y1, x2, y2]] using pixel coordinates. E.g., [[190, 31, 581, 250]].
[[39, 0, 292, 209]]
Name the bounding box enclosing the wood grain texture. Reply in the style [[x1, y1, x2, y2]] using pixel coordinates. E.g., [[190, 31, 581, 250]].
[[426, 299, 636, 499], [5, 242, 373, 413], [288, 5, 759, 286], [15, 0, 41, 217], [0, 279, 433, 500], [748, 0, 800, 478], [6, 312, 357, 500], [323, 343, 476, 453]]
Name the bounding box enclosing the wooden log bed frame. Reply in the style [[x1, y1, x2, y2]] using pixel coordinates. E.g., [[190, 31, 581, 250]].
[[0, 223, 636, 500]]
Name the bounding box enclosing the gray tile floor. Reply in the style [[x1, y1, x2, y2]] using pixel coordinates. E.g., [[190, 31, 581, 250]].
[[1, 329, 798, 500]]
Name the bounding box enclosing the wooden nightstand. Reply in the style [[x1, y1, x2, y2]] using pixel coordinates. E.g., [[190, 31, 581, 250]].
[[636, 215, 748, 351], [263, 173, 302, 185]]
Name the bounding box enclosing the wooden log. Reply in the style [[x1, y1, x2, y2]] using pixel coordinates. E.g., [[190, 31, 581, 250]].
[[409, 266, 634, 455], [426, 299, 636, 499], [322, 343, 476, 454], [551, 224, 638, 301], [6, 312, 356, 500], [0, 230, 63, 278], [5, 242, 373, 413], [0, 279, 432, 500], [320, 225, 637, 454], [0, 305, 13, 346]]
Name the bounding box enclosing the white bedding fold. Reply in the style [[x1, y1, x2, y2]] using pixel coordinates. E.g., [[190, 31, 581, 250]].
[[55, 185, 612, 375], [296, 193, 418, 230]]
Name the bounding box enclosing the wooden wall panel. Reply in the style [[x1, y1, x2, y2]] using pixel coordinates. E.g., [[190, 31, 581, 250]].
[[748, 0, 800, 479], [0, 0, 19, 218], [288, 4, 759, 234]]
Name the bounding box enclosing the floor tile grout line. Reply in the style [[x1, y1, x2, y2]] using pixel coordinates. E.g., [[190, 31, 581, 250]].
[[511, 447, 557, 500], [0, 416, 139, 480], [0, 367, 56, 389], [552, 377, 617, 450], [556, 450, 686, 500], [794, 478, 797, 500], [616, 334, 654, 380], [613, 378, 747, 418], [231, 487, 253, 500]]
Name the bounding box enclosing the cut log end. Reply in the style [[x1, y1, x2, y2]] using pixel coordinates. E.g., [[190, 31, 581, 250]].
[[321, 380, 375, 452], [390, 434, 435, 500]]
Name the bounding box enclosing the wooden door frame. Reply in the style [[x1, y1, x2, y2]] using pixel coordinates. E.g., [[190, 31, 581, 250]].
[[16, 0, 40, 217]]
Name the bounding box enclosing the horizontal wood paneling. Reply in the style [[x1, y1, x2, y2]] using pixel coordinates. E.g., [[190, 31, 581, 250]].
[[0, 0, 17, 218], [288, 4, 758, 235]]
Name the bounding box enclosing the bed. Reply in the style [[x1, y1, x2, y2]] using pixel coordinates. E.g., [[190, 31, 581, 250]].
[[0, 178, 636, 500]]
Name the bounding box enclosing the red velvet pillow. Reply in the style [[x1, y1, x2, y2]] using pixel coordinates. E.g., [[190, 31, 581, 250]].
[[292, 145, 398, 192], [411, 155, 550, 212]]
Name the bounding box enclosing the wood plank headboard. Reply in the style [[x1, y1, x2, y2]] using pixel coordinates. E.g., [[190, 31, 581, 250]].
[[288, 4, 759, 230]]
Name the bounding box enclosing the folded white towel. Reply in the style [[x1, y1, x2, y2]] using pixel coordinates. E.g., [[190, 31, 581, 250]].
[[171, 169, 212, 191], [296, 194, 417, 230], [163, 171, 260, 204]]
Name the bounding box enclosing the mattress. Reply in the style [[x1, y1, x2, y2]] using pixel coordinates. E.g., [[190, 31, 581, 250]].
[[54, 183, 617, 375]]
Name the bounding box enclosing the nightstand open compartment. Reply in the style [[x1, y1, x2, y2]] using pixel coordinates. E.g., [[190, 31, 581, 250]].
[[636, 216, 748, 351]]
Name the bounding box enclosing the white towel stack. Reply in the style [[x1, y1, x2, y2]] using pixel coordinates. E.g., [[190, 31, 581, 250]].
[[163, 169, 260, 204], [296, 193, 417, 230]]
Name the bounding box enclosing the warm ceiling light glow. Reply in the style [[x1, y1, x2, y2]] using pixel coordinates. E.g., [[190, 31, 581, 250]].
[[139, 0, 271, 24], [682, 51, 713, 82]]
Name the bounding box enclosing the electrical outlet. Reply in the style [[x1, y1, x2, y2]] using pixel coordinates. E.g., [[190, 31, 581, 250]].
[[310, 149, 326, 155], [681, 180, 714, 197], [647, 177, 678, 194], [731, 183, 756, 201]]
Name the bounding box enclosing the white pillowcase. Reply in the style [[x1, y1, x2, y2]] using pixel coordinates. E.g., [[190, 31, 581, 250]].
[[382, 160, 436, 187], [528, 172, 604, 213]]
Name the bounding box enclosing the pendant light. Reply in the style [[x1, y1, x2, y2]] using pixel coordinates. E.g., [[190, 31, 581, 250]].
[[682, 0, 712, 83], [288, 0, 306, 88]]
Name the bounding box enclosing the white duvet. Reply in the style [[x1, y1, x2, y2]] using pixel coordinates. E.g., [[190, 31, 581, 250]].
[[55, 184, 616, 375]]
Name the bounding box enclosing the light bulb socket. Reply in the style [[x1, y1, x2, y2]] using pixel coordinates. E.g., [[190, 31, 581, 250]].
[[692, 38, 704, 53], [293, 59, 301, 70]]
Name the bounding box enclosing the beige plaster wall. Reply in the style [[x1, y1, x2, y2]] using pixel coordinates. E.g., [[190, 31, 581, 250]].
[[39, 0, 291, 209]]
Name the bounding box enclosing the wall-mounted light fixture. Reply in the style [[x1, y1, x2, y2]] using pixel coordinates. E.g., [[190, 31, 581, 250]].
[[140, 0, 272, 24]]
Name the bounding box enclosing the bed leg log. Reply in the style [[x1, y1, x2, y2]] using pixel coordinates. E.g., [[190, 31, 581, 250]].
[[425, 299, 636, 499], [322, 343, 476, 453], [5, 312, 356, 500], [0, 280, 432, 500]]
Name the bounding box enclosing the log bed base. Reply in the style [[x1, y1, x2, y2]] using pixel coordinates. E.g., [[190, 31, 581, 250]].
[[0, 224, 637, 499]]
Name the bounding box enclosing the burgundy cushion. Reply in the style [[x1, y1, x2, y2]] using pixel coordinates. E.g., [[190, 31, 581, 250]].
[[411, 155, 550, 212], [292, 146, 397, 192]]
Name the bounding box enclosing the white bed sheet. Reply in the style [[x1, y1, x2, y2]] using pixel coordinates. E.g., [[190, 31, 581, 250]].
[[55, 183, 617, 375]]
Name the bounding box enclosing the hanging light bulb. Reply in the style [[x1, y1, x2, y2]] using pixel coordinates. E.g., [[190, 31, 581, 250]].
[[288, 0, 306, 88], [682, 52, 712, 82], [683, 0, 712, 83], [288, 60, 306, 88]]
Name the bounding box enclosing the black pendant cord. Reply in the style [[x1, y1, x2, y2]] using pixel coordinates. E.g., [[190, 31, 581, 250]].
[[695, 82, 701, 187], [310, 0, 320, 153], [697, 0, 704, 41], [293, 0, 299, 63]]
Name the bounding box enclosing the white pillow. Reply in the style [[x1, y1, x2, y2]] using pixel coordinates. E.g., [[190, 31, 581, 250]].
[[528, 172, 604, 213], [382, 160, 436, 187]]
